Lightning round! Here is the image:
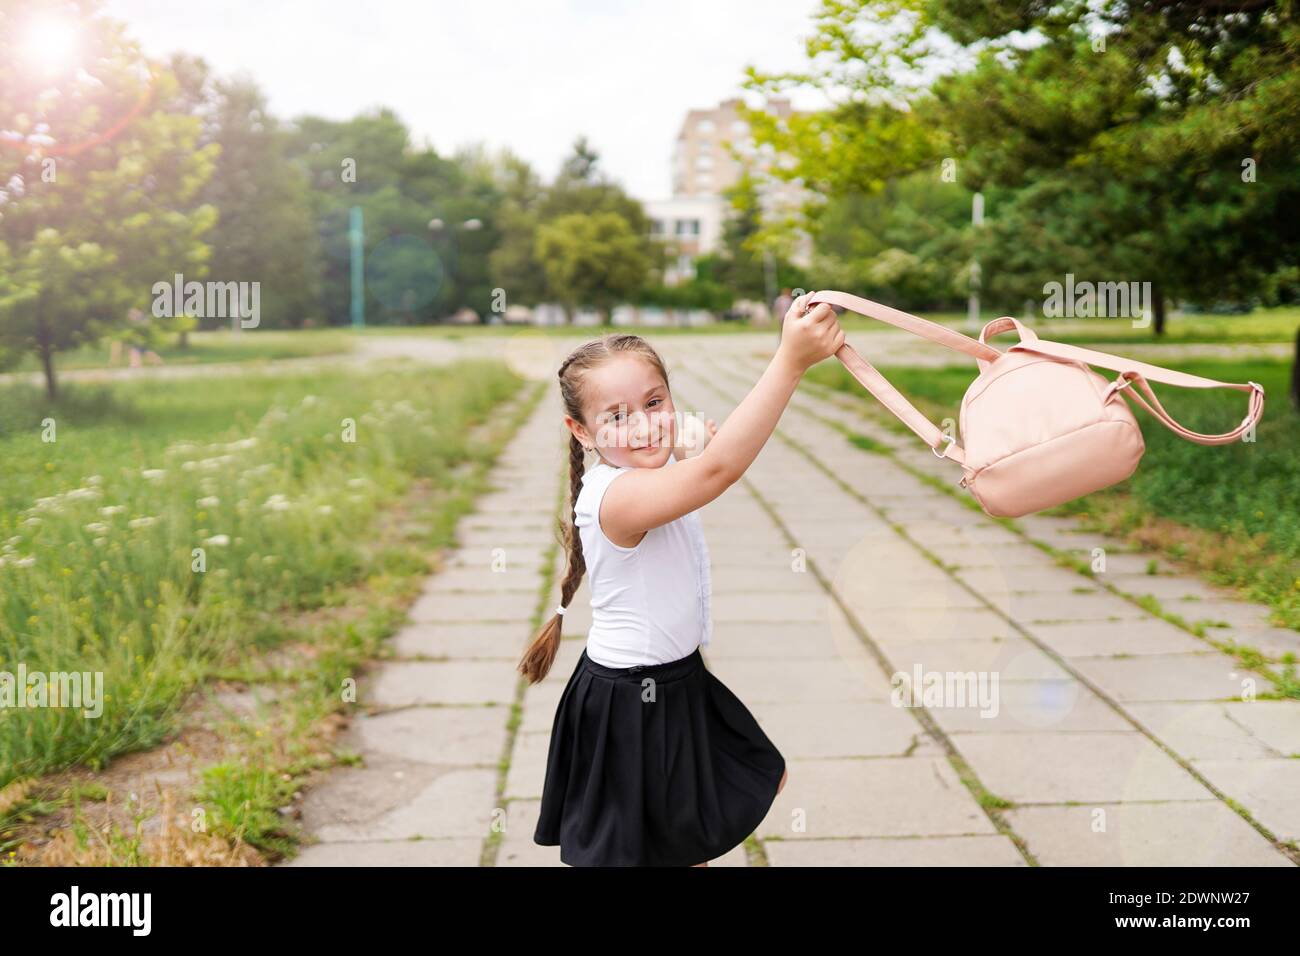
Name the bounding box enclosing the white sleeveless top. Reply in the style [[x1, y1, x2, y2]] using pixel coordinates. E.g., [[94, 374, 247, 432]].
[[574, 451, 713, 668]]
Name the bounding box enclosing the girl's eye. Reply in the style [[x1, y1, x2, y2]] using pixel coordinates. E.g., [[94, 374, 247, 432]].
[[614, 400, 660, 419]]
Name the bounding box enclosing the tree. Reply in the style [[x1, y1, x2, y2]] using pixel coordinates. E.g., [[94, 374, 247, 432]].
[[0, 1, 218, 397], [283, 111, 502, 324], [493, 138, 654, 316], [926, 0, 1300, 334], [541, 136, 649, 229], [484, 147, 558, 308], [690, 173, 808, 304], [534, 211, 652, 323], [185, 64, 322, 330], [809, 169, 971, 310], [744, 0, 1300, 347]]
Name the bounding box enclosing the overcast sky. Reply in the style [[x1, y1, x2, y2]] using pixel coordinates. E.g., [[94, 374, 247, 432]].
[[102, 0, 833, 200]]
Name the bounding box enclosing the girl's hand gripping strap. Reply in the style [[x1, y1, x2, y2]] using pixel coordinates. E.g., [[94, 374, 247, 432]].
[[805, 290, 1002, 465]]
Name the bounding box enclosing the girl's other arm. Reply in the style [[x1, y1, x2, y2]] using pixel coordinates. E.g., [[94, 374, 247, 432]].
[[602, 296, 843, 541]]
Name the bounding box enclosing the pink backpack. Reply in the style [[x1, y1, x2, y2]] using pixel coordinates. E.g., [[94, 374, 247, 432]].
[[805, 290, 1266, 518]]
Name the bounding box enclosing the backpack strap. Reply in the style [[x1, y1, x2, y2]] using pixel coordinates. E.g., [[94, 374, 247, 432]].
[[1003, 335, 1266, 445], [804, 292, 1265, 457], [808, 290, 1001, 363], [805, 290, 993, 464], [833, 338, 967, 463]]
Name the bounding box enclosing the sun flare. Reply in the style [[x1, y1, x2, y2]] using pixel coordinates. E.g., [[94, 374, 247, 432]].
[[21, 15, 80, 73]]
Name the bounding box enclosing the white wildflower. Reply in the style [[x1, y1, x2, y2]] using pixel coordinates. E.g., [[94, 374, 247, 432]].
[[198, 455, 235, 471], [142, 469, 166, 481], [128, 516, 157, 529], [197, 496, 220, 508], [203, 534, 230, 546]]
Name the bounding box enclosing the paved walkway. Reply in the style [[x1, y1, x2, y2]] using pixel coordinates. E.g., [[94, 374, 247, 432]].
[[284, 331, 1299, 867]]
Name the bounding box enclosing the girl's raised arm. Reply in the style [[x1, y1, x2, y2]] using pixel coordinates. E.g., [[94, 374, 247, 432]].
[[601, 298, 843, 543]]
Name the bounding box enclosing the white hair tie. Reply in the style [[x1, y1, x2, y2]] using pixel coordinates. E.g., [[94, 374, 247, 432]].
[[555, 604, 567, 616]]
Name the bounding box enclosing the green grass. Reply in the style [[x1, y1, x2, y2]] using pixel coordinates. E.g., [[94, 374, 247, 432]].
[[13, 305, 1292, 369], [353, 302, 1297, 343], [0, 358, 525, 790], [352, 319, 767, 338], [807, 356, 1300, 630], [11, 329, 356, 373], [843, 305, 1300, 345], [197, 762, 304, 858]]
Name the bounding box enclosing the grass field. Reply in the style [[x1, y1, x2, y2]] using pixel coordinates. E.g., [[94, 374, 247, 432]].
[[10, 306, 1292, 381], [834, 305, 1299, 345], [9, 329, 357, 374], [806, 356, 1300, 631], [0, 358, 526, 805], [352, 304, 1298, 343]]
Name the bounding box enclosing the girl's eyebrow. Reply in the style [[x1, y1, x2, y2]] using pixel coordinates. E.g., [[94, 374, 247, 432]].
[[602, 386, 662, 413]]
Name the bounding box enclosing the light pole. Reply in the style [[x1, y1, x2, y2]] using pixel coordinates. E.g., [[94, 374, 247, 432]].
[[966, 192, 984, 332], [428, 217, 483, 321]]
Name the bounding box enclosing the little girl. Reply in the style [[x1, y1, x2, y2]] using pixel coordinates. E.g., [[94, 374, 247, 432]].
[[519, 294, 844, 867]]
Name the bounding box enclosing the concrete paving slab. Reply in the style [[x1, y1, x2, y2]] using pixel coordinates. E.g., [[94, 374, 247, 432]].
[[757, 757, 997, 840], [956, 732, 1211, 803], [1004, 802, 1290, 866], [765, 834, 1027, 866]]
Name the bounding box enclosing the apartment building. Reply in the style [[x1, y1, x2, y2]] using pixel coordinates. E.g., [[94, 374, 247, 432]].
[[672, 96, 805, 209], [645, 96, 813, 284]]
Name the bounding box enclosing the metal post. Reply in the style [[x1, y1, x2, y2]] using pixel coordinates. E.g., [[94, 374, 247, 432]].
[[349, 205, 365, 328], [967, 192, 984, 330]]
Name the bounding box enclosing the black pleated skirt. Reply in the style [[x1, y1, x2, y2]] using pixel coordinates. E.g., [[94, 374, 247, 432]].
[[533, 643, 786, 867]]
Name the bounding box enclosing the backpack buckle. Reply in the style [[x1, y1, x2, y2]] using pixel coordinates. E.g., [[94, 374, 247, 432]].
[[1104, 372, 1136, 401], [932, 434, 957, 459]]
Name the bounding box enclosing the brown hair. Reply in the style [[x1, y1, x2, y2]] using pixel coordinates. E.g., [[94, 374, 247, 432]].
[[517, 333, 671, 684]]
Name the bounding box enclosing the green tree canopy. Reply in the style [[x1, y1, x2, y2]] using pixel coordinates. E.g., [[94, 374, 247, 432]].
[[0, 0, 218, 396]]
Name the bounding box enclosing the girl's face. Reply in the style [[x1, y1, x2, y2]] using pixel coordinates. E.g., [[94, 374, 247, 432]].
[[567, 353, 677, 470]]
